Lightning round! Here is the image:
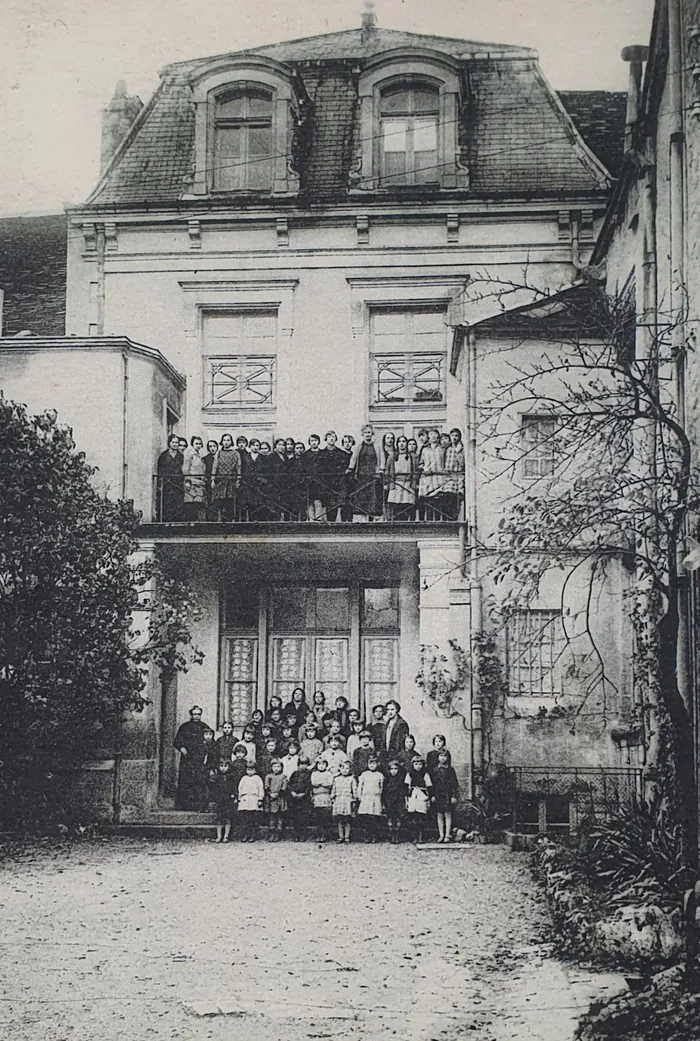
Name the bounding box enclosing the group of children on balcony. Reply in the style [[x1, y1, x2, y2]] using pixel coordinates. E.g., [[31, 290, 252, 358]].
[[179, 692, 459, 844], [156, 423, 465, 523]]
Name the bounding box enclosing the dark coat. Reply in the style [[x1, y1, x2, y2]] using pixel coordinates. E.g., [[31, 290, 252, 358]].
[[157, 448, 184, 521], [174, 719, 214, 810], [382, 715, 410, 760], [382, 771, 407, 819], [431, 765, 459, 812]]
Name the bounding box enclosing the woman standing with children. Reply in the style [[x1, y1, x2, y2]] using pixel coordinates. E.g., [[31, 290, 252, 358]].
[[190, 699, 460, 844]]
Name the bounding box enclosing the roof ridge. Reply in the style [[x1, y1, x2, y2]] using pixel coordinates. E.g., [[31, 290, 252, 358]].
[[161, 25, 536, 72]]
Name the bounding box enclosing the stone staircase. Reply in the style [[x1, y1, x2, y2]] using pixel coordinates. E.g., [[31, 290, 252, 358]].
[[107, 807, 218, 839]]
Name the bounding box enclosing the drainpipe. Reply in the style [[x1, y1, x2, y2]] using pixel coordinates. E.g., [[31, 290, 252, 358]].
[[121, 351, 129, 499], [668, 0, 686, 421], [466, 328, 483, 797], [95, 225, 106, 336], [667, 0, 693, 737]]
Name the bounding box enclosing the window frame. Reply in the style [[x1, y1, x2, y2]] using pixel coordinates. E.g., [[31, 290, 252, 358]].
[[369, 306, 448, 412], [379, 83, 441, 187], [507, 609, 565, 698], [354, 51, 469, 191], [190, 57, 301, 197], [212, 86, 275, 193], [201, 309, 278, 415], [520, 414, 559, 480]]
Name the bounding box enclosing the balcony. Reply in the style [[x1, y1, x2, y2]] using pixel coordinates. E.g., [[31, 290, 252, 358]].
[[144, 471, 466, 532]]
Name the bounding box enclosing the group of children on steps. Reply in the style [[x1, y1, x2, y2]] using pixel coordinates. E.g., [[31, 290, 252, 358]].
[[208, 708, 459, 844]]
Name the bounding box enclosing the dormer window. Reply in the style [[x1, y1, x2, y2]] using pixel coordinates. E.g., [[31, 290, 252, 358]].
[[380, 84, 439, 186], [190, 57, 301, 197], [213, 88, 273, 192], [354, 51, 469, 192]]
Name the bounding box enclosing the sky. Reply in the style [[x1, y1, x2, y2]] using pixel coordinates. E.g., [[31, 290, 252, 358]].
[[0, 0, 654, 216]]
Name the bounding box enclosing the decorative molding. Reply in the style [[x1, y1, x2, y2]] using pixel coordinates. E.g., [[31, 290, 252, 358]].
[[580, 209, 594, 242], [104, 222, 118, 252], [82, 223, 97, 252], [557, 210, 571, 241], [276, 218, 289, 247], [356, 215, 370, 246], [447, 213, 460, 244], [188, 219, 202, 249]]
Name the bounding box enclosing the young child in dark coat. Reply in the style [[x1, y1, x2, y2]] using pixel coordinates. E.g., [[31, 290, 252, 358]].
[[426, 734, 452, 775], [405, 755, 433, 844], [286, 756, 313, 840], [431, 750, 459, 842], [265, 759, 288, 840], [212, 759, 237, 843], [352, 731, 375, 778], [382, 759, 407, 844]]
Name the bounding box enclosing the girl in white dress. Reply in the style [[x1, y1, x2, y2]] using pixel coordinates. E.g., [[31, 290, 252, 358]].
[[357, 756, 384, 843], [331, 759, 358, 843]]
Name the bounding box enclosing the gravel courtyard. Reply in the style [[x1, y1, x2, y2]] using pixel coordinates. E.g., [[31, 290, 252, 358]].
[[0, 838, 625, 1041]]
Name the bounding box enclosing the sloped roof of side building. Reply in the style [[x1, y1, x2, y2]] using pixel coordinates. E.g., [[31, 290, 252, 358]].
[[84, 26, 626, 208]]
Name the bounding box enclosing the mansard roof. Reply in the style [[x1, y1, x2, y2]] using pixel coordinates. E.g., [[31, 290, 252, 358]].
[[558, 91, 628, 178], [85, 27, 621, 208]]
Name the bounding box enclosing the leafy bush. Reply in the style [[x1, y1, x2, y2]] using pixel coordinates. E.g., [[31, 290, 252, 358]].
[[576, 799, 693, 912]]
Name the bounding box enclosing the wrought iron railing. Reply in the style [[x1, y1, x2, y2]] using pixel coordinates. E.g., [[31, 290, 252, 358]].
[[508, 765, 644, 835], [151, 470, 465, 524]]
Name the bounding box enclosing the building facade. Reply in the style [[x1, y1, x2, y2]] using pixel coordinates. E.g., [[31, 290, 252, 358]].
[[1, 20, 640, 820]]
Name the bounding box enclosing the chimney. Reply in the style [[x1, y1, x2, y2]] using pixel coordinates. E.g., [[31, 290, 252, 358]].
[[621, 46, 649, 153], [100, 80, 143, 172], [361, 0, 377, 44]]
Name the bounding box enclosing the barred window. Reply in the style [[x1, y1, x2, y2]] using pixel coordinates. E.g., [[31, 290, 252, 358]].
[[203, 311, 277, 412], [370, 309, 447, 409], [521, 416, 558, 478], [507, 610, 565, 696]]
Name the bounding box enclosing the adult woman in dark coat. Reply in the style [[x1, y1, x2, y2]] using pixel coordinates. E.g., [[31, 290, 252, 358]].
[[382, 699, 411, 763], [157, 434, 184, 521], [174, 706, 214, 809], [283, 687, 311, 731]]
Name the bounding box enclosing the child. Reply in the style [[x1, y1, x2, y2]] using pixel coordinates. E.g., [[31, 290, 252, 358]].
[[287, 756, 313, 840], [323, 718, 347, 751], [256, 722, 276, 755], [310, 758, 334, 841], [357, 756, 384, 842], [278, 723, 297, 755], [346, 719, 368, 760], [200, 729, 215, 805], [230, 743, 249, 792], [213, 720, 237, 767], [398, 733, 420, 772], [299, 722, 324, 765], [267, 707, 284, 731], [405, 754, 433, 844], [237, 761, 264, 841], [248, 709, 265, 735], [369, 704, 385, 752], [312, 690, 328, 731], [211, 758, 237, 843], [426, 734, 452, 775], [382, 759, 406, 844], [331, 759, 357, 844], [281, 739, 300, 779], [265, 695, 284, 721], [431, 749, 459, 842], [333, 695, 351, 737], [319, 733, 349, 776], [347, 708, 362, 731], [265, 759, 288, 840], [298, 709, 319, 744], [352, 730, 375, 778], [239, 727, 257, 765], [258, 736, 280, 780]]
